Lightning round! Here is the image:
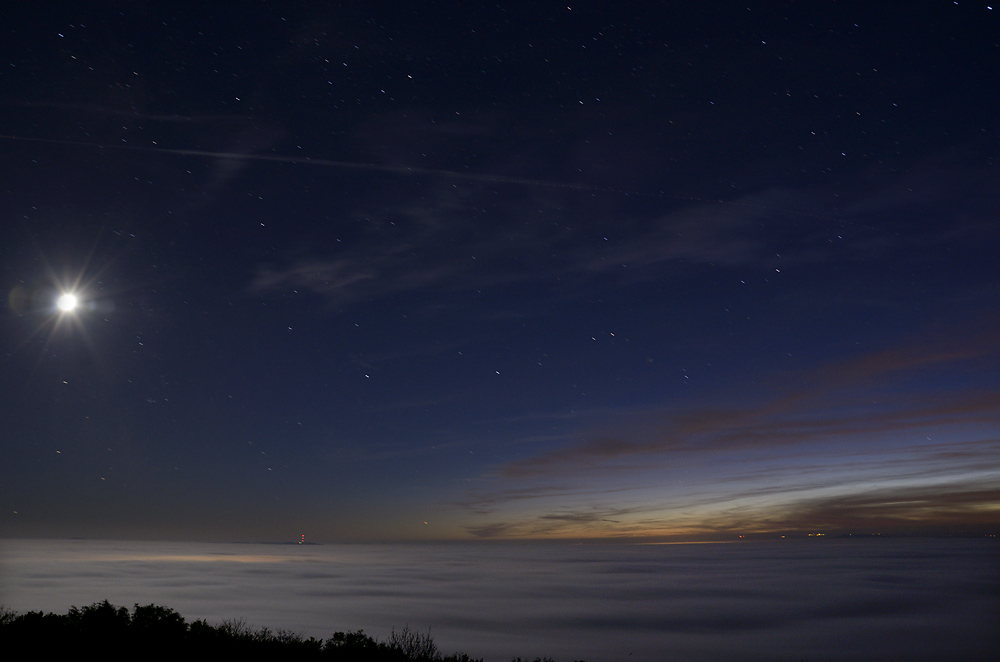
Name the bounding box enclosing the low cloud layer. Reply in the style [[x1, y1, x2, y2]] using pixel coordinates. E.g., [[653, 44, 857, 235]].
[[3, 538, 997, 662]]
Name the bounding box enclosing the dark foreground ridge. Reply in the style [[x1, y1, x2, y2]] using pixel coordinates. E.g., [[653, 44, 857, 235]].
[[0, 601, 580, 662]]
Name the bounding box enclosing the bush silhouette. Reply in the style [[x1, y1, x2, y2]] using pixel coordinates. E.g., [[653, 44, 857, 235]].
[[0, 601, 489, 660], [387, 625, 440, 660]]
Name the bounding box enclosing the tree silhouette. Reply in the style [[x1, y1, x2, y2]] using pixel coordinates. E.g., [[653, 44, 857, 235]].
[[0, 601, 502, 660]]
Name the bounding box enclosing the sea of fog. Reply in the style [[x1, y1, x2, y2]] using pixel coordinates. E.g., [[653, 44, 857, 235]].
[[1, 538, 996, 661]]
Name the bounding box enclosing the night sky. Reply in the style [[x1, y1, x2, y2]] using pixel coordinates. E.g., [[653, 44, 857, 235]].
[[2, 2, 998, 543]]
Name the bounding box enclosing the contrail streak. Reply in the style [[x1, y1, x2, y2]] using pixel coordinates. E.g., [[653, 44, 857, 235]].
[[0, 133, 884, 232], [0, 134, 600, 192]]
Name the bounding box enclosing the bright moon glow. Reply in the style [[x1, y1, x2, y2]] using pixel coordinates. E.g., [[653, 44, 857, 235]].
[[56, 293, 78, 312]]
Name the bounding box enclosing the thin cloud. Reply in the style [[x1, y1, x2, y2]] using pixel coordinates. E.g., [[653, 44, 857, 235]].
[[463, 480, 1000, 540], [499, 386, 1000, 479], [244, 176, 921, 309], [500, 322, 1000, 479], [243, 149, 1000, 311], [456, 322, 1000, 538], [744, 482, 1000, 534]]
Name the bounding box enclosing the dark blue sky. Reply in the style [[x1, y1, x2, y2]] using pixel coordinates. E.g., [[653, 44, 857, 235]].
[[2, 2, 998, 542]]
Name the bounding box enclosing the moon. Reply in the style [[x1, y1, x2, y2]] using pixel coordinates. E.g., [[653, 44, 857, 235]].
[[56, 293, 78, 312]]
